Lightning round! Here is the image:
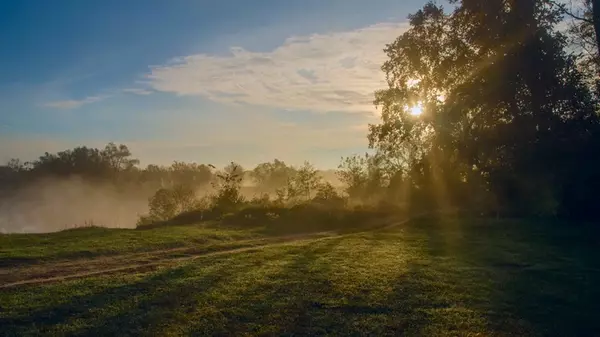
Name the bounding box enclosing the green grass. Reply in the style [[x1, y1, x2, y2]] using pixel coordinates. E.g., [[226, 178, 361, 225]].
[[0, 223, 263, 266], [1, 217, 599, 336]]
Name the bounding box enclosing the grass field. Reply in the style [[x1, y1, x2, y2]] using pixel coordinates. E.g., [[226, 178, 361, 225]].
[[0, 223, 264, 266], [1, 216, 599, 336]]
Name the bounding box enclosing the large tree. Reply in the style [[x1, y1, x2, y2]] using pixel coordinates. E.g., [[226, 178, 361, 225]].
[[369, 0, 600, 218], [559, 0, 600, 93]]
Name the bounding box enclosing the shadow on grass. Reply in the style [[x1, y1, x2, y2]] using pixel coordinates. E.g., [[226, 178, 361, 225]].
[[1, 255, 263, 337], [187, 237, 345, 336], [186, 233, 455, 336], [0, 256, 39, 268], [7, 217, 595, 336], [404, 216, 600, 336], [474, 225, 600, 336], [0, 267, 179, 335]]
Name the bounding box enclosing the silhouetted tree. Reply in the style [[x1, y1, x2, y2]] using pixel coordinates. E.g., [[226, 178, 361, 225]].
[[558, 0, 600, 94], [369, 0, 600, 218], [169, 161, 213, 188], [211, 162, 245, 212], [291, 161, 321, 202], [251, 159, 296, 193]]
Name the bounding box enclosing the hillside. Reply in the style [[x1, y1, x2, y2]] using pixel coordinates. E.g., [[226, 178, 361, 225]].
[[1, 217, 599, 336]]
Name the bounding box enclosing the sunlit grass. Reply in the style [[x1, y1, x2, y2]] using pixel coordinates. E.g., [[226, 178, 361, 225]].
[[0, 223, 263, 265], [1, 218, 598, 336]]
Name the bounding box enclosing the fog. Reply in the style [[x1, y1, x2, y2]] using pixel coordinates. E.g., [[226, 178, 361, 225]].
[[0, 170, 344, 234], [0, 178, 150, 234]]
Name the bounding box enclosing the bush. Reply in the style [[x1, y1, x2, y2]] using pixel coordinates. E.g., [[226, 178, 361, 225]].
[[211, 162, 245, 213], [311, 182, 346, 208], [136, 184, 200, 227]]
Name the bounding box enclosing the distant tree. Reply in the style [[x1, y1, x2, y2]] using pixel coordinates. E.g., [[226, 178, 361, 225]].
[[169, 161, 213, 188], [23, 143, 139, 182], [142, 184, 199, 223], [337, 155, 368, 201], [31, 146, 109, 178], [251, 159, 296, 193], [291, 161, 322, 201], [337, 154, 388, 205], [312, 182, 345, 207], [6, 158, 27, 172], [101, 143, 139, 172], [135, 164, 167, 190], [0, 159, 30, 192], [223, 162, 245, 178], [211, 162, 245, 212]]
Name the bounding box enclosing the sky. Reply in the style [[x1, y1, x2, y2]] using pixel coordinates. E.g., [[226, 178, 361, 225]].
[[0, 0, 432, 169]]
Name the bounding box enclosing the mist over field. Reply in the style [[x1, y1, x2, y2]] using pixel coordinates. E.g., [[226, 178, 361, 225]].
[[0, 178, 149, 233], [0, 169, 342, 233]]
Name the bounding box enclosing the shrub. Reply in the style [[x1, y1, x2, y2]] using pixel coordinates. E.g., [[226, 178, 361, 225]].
[[211, 162, 245, 214], [137, 184, 200, 226], [311, 182, 346, 208]]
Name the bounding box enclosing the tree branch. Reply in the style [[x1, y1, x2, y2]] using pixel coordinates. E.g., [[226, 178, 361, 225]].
[[549, 0, 594, 24]]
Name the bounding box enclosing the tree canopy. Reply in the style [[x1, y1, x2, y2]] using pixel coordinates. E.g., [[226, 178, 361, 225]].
[[368, 0, 600, 218]]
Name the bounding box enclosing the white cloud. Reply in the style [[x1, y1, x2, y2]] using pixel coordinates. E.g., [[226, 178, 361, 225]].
[[122, 88, 153, 95], [43, 95, 106, 109], [146, 22, 409, 113]]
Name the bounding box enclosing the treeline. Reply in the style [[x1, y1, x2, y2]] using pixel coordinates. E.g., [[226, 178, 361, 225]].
[[0, 143, 366, 229], [4, 0, 600, 227], [0, 144, 341, 198]]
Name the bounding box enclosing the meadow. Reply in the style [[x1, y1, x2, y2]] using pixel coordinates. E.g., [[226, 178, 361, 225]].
[[1, 216, 598, 336]]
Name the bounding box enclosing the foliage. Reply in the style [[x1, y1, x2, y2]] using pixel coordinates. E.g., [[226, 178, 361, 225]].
[[250, 159, 296, 193], [312, 182, 346, 207], [368, 0, 600, 219], [337, 154, 388, 205], [248, 193, 272, 207], [137, 184, 200, 226], [210, 162, 245, 213], [561, 0, 600, 96], [289, 161, 322, 202], [168, 161, 213, 188], [2, 142, 139, 183], [101, 142, 140, 172]]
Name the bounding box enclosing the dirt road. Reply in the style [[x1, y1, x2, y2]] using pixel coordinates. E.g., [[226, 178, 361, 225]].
[[0, 215, 422, 289]]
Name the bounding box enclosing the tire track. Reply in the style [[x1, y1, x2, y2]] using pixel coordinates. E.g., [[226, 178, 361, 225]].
[[0, 232, 335, 289], [1, 215, 424, 289]]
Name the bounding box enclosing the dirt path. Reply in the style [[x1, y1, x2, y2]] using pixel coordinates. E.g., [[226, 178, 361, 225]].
[[0, 216, 421, 289], [0, 232, 336, 289]]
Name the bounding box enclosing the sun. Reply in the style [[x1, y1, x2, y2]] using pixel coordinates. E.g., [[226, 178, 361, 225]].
[[410, 102, 423, 116]]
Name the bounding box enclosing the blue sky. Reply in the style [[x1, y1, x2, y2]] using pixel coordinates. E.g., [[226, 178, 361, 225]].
[[0, 0, 430, 168]]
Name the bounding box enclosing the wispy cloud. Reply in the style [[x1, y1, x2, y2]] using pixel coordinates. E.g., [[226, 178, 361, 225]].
[[43, 95, 107, 109], [122, 88, 153, 95], [145, 22, 409, 113]]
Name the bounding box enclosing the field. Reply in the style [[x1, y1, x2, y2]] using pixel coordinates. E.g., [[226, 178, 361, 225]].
[[1, 216, 599, 336]]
